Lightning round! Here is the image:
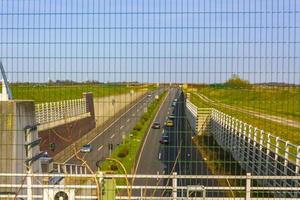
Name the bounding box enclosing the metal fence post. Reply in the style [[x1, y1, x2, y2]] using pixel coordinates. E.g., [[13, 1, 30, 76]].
[[246, 173, 251, 200], [296, 147, 300, 175], [266, 134, 271, 176], [258, 130, 264, 175], [172, 172, 177, 200]]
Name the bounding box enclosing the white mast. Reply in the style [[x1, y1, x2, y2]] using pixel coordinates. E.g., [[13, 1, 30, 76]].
[[0, 61, 13, 101]]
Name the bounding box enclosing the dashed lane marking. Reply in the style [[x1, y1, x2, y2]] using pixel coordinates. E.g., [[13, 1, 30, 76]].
[[97, 145, 103, 151]]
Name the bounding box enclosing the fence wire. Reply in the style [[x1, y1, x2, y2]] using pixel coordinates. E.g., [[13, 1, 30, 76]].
[[0, 0, 299, 199]]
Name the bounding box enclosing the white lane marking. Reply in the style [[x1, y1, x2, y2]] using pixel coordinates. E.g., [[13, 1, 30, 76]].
[[110, 134, 115, 139], [158, 152, 162, 160], [134, 91, 170, 173], [64, 94, 149, 164], [97, 145, 103, 151], [120, 125, 124, 130], [127, 119, 131, 122]]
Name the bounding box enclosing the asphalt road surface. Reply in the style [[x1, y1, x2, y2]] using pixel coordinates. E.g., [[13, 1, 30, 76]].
[[134, 88, 214, 197], [65, 88, 164, 171]]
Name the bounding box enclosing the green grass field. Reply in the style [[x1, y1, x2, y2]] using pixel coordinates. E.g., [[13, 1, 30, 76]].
[[1, 84, 153, 103], [188, 85, 300, 145], [195, 85, 300, 122]]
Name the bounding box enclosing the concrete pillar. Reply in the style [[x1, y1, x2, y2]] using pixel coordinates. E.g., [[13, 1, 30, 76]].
[[0, 100, 41, 193], [83, 92, 95, 119]]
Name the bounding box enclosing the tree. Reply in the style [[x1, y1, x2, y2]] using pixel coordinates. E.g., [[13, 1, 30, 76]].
[[225, 75, 251, 88]]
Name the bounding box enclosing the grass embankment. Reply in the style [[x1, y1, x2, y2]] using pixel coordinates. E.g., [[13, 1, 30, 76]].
[[187, 85, 299, 197], [189, 87, 300, 145], [2, 84, 154, 103], [100, 91, 167, 176], [197, 85, 300, 122]]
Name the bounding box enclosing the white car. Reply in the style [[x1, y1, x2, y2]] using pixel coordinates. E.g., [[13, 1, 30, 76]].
[[80, 144, 93, 153]]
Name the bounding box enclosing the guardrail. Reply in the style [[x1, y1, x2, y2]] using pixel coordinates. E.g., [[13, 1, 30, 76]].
[[52, 163, 89, 175], [35, 98, 88, 125], [0, 173, 299, 199]]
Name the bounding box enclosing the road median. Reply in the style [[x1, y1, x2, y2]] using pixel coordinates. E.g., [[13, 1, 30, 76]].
[[100, 91, 167, 178]]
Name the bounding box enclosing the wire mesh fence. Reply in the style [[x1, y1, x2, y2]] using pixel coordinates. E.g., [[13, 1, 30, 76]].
[[0, 0, 299, 199]]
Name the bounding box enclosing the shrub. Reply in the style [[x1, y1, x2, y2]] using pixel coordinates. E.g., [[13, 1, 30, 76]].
[[117, 146, 129, 158], [131, 130, 138, 137], [225, 75, 251, 88], [133, 122, 143, 131], [141, 115, 149, 124], [110, 164, 118, 171]]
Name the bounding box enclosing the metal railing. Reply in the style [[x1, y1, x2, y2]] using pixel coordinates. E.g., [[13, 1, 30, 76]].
[[210, 109, 300, 198], [35, 98, 88, 124], [0, 173, 299, 199], [52, 163, 89, 175], [185, 100, 199, 132]]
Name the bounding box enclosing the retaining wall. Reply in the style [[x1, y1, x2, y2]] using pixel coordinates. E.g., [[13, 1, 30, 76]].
[[38, 93, 96, 157]]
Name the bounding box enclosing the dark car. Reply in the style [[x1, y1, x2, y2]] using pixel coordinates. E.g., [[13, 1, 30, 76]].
[[160, 135, 169, 144], [168, 114, 176, 120], [152, 122, 161, 129]]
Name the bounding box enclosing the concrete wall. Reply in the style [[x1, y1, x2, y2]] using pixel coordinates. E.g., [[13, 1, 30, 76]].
[[0, 100, 41, 192], [54, 90, 147, 163], [38, 93, 96, 157], [94, 91, 146, 127]]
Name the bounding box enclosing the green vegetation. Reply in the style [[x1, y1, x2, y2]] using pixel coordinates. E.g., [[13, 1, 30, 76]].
[[190, 92, 300, 145], [195, 84, 300, 122], [1, 83, 155, 103], [100, 91, 167, 176], [225, 75, 251, 88], [193, 133, 245, 197], [187, 79, 300, 145]]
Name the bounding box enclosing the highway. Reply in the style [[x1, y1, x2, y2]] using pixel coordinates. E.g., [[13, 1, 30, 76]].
[[134, 88, 213, 197], [65, 88, 164, 171]]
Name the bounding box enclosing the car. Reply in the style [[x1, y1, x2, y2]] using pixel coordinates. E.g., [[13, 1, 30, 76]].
[[168, 114, 176, 120], [152, 122, 161, 129], [174, 98, 178, 102], [147, 93, 152, 97], [80, 144, 93, 153], [160, 135, 169, 144], [172, 102, 177, 107], [165, 119, 174, 127]]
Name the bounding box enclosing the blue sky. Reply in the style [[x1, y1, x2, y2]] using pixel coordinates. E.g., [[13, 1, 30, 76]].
[[0, 0, 299, 84]]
